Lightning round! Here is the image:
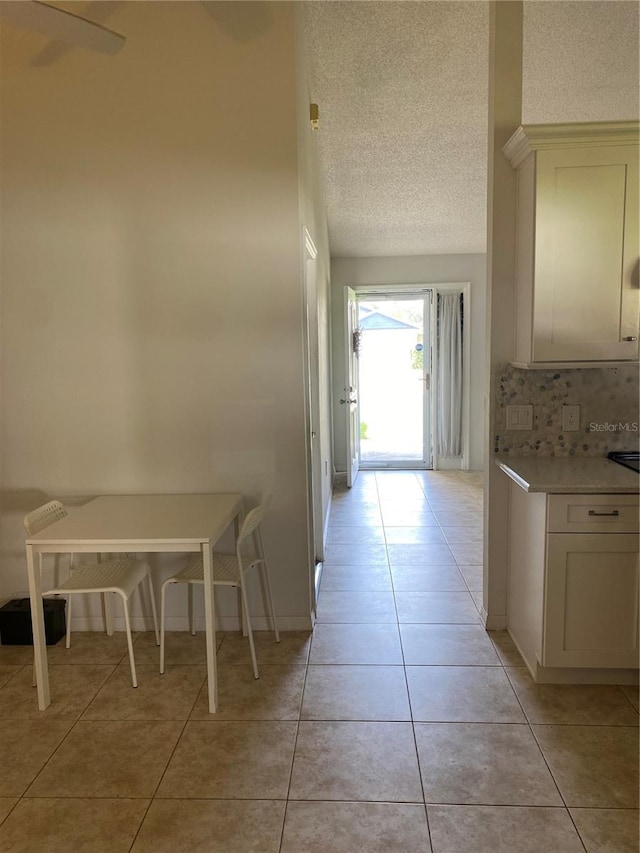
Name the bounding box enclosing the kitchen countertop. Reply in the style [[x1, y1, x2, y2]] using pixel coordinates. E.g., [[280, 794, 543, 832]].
[[495, 455, 640, 494]]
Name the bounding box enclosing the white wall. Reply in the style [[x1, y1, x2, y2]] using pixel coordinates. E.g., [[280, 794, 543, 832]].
[[295, 6, 333, 561], [0, 2, 317, 630], [331, 254, 486, 473], [484, 1, 522, 631]]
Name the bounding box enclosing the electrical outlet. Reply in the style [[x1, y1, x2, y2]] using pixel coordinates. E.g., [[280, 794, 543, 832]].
[[562, 405, 580, 431]]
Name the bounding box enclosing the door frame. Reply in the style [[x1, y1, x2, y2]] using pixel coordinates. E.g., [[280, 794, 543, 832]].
[[302, 227, 323, 613], [344, 286, 360, 486], [355, 287, 434, 469], [351, 282, 471, 470]]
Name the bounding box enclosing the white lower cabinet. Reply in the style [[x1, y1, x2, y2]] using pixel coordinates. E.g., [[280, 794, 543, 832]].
[[543, 532, 639, 668], [507, 485, 639, 681]]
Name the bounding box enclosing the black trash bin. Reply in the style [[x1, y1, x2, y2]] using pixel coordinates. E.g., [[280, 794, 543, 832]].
[[0, 598, 66, 645]]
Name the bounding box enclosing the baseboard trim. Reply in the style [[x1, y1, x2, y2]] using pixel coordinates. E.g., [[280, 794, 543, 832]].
[[533, 661, 639, 685], [482, 609, 507, 630]]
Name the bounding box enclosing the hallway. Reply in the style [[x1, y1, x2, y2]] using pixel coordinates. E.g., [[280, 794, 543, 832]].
[[312, 469, 638, 852], [0, 471, 637, 851]]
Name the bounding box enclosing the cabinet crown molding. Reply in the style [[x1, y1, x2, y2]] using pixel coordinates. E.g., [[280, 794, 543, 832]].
[[503, 121, 640, 169]]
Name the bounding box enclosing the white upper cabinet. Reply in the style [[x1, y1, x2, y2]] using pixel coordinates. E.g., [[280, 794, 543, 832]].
[[503, 122, 639, 367]]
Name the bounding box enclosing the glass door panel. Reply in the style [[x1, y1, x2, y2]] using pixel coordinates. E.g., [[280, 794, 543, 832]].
[[357, 294, 432, 468]]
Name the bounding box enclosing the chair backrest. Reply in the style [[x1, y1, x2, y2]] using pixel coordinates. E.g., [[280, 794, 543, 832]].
[[237, 494, 273, 547], [24, 500, 67, 536]]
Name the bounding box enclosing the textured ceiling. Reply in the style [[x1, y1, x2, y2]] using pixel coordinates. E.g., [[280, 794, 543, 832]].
[[303, 0, 639, 260], [303, 1, 490, 258], [522, 1, 639, 124], [4, 1, 633, 261]]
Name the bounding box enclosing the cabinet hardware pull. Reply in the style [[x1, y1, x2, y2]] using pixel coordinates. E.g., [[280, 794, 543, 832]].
[[588, 509, 620, 516], [622, 336, 638, 341]]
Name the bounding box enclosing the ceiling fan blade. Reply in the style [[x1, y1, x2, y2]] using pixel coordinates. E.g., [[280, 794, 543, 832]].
[[200, 1, 274, 43], [0, 1, 125, 54]]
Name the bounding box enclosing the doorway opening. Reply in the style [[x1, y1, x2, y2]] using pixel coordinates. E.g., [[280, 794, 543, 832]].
[[357, 291, 433, 469]]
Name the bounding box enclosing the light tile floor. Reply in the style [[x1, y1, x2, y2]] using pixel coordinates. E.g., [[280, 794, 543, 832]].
[[0, 470, 638, 851]]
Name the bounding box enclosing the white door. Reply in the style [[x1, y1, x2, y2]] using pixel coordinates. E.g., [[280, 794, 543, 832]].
[[344, 287, 360, 487]]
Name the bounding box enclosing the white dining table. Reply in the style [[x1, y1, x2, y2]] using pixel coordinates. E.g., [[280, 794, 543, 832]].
[[24, 493, 244, 713]]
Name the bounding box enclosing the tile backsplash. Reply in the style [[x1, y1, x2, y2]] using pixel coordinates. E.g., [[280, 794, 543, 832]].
[[494, 363, 640, 456]]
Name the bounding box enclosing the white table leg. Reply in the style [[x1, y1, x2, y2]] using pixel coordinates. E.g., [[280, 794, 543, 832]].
[[202, 541, 217, 713], [103, 594, 114, 636], [97, 555, 114, 636], [26, 545, 50, 709]]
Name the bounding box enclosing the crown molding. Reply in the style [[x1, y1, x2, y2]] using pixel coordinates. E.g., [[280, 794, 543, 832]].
[[503, 121, 640, 168]]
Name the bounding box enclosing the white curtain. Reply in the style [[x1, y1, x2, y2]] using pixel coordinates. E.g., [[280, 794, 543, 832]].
[[436, 292, 463, 457]]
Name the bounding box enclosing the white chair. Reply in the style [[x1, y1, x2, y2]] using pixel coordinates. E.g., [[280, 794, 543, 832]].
[[24, 500, 159, 688], [159, 494, 279, 678]]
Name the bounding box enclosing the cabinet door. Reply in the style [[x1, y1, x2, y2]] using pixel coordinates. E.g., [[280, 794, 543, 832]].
[[543, 533, 639, 668], [533, 145, 639, 362]]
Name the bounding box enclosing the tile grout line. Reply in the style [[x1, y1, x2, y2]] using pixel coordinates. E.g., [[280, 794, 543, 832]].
[[336, 472, 587, 850], [125, 659, 211, 852], [1, 471, 636, 850], [16, 661, 119, 803], [487, 620, 592, 852], [388, 475, 436, 847], [277, 629, 312, 852]]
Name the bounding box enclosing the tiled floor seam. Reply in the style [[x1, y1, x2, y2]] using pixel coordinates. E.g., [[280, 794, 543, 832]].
[[384, 481, 431, 828], [505, 664, 585, 838], [495, 656, 569, 781], [405, 652, 434, 847], [0, 799, 18, 829], [617, 684, 640, 712], [566, 808, 594, 853], [19, 674, 113, 801], [343, 472, 590, 852], [130, 723, 189, 848], [127, 668, 207, 851], [3, 471, 636, 852], [381, 472, 434, 850], [277, 649, 311, 852]]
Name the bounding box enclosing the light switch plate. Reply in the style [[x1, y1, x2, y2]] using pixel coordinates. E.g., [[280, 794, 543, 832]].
[[506, 404, 533, 430]]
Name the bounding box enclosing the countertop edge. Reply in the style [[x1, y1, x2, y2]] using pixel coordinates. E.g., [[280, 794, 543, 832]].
[[494, 456, 640, 495], [495, 459, 534, 492]]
